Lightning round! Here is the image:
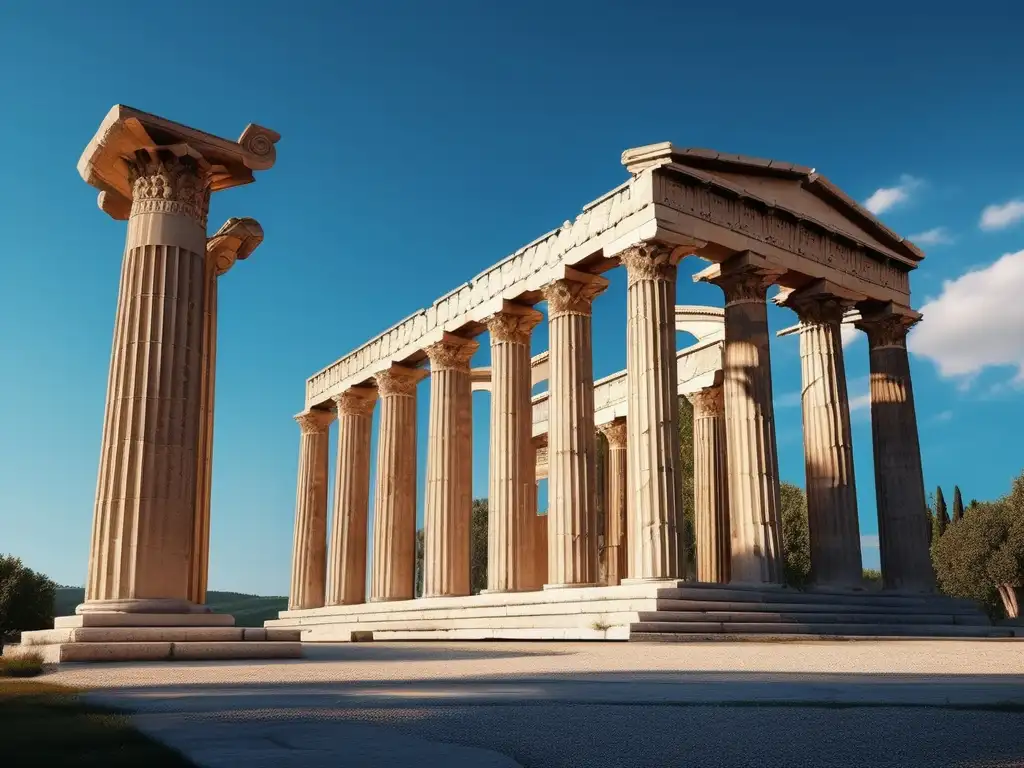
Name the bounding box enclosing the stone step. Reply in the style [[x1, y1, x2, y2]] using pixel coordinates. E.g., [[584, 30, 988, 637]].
[[629, 621, 1010, 638], [658, 581, 979, 605], [637, 611, 991, 626], [655, 587, 980, 609], [20, 626, 300, 645], [630, 631, 1019, 643], [653, 598, 986, 617], [4, 640, 304, 664], [54, 613, 237, 628]]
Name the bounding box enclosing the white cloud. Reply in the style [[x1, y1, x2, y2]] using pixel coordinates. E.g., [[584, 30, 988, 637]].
[[909, 248, 1024, 385], [980, 200, 1024, 231], [864, 174, 922, 215], [840, 324, 861, 348], [861, 534, 880, 549], [849, 392, 872, 412], [932, 410, 954, 423], [909, 227, 953, 246]]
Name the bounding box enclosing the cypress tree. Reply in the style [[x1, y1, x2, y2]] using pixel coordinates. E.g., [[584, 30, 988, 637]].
[[952, 486, 965, 522], [935, 487, 949, 535]]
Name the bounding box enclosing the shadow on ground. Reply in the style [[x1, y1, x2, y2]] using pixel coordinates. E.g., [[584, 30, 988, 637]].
[[78, 667, 1024, 767]]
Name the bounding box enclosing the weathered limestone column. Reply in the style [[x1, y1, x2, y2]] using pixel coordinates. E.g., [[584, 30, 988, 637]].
[[704, 257, 784, 584], [289, 409, 336, 610], [190, 218, 264, 606], [530, 436, 550, 589], [326, 387, 377, 605], [598, 420, 628, 585], [785, 285, 862, 587], [856, 306, 933, 592], [371, 364, 428, 601], [77, 107, 279, 615], [485, 304, 543, 592], [423, 334, 479, 597], [688, 386, 730, 584], [619, 243, 684, 580], [542, 269, 609, 586]]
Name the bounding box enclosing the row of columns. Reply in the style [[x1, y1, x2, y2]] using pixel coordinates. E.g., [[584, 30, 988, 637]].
[[290, 246, 932, 609]]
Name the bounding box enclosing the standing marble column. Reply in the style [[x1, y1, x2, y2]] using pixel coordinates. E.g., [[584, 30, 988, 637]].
[[856, 307, 933, 591], [598, 420, 628, 585], [786, 287, 862, 586], [706, 261, 784, 584], [486, 304, 543, 592], [688, 385, 730, 584], [619, 243, 684, 580], [423, 334, 479, 597], [530, 436, 550, 589], [289, 409, 336, 610], [77, 108, 279, 615], [190, 218, 264, 606], [371, 364, 428, 601], [326, 387, 377, 606], [542, 269, 609, 586]]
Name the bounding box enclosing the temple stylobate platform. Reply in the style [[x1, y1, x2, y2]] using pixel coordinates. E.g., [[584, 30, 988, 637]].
[[269, 142, 1002, 643]]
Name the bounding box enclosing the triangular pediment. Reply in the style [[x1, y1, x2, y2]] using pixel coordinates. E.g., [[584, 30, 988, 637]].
[[622, 143, 923, 265]]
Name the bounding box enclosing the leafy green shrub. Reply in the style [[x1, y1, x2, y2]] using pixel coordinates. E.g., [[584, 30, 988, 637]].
[[0, 652, 44, 678], [862, 569, 883, 590], [0, 556, 56, 641], [933, 473, 1024, 618], [780, 483, 811, 588]]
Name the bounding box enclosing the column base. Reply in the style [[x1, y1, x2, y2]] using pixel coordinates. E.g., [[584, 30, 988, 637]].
[[76, 598, 211, 615], [542, 582, 599, 590]]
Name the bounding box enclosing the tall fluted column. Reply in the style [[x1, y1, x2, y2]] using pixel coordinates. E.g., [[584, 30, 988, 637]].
[[688, 386, 730, 584], [620, 243, 684, 580], [486, 304, 543, 592], [708, 263, 784, 584], [598, 420, 628, 585], [788, 290, 862, 586], [423, 335, 479, 597], [190, 218, 264, 606], [84, 155, 212, 613], [289, 409, 335, 610], [76, 108, 279, 616], [542, 269, 609, 586], [326, 387, 377, 605], [371, 365, 428, 601], [856, 308, 933, 592], [530, 436, 549, 589]]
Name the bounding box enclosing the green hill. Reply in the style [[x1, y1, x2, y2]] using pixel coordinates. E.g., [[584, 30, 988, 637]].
[[53, 588, 287, 628]]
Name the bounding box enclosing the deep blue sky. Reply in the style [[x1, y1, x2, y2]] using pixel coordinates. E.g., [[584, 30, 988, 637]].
[[2, 2, 1023, 595]]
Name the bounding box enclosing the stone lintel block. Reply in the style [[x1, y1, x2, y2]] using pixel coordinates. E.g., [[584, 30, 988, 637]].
[[775, 278, 867, 307], [79, 104, 281, 218], [54, 613, 236, 628]]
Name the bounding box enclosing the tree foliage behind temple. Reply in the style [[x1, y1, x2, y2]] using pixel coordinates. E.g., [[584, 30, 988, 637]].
[[0, 556, 56, 643]]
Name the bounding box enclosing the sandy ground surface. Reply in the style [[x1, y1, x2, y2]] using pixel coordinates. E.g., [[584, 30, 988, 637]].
[[43, 640, 1024, 767]]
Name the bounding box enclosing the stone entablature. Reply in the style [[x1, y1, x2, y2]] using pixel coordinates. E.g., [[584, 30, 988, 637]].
[[531, 335, 722, 438], [305, 143, 921, 410], [305, 182, 652, 407]]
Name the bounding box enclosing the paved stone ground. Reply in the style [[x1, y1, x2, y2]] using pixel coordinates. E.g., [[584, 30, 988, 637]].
[[45, 640, 1024, 767]]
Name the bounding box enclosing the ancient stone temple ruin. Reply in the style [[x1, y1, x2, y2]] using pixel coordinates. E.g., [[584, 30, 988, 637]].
[[6, 112, 1004, 663], [268, 143, 999, 641]]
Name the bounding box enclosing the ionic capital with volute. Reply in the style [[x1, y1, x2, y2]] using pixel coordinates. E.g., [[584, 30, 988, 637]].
[[206, 217, 264, 276]]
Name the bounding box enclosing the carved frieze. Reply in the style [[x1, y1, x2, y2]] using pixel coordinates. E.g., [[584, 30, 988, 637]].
[[128, 155, 212, 227], [658, 176, 910, 295]]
